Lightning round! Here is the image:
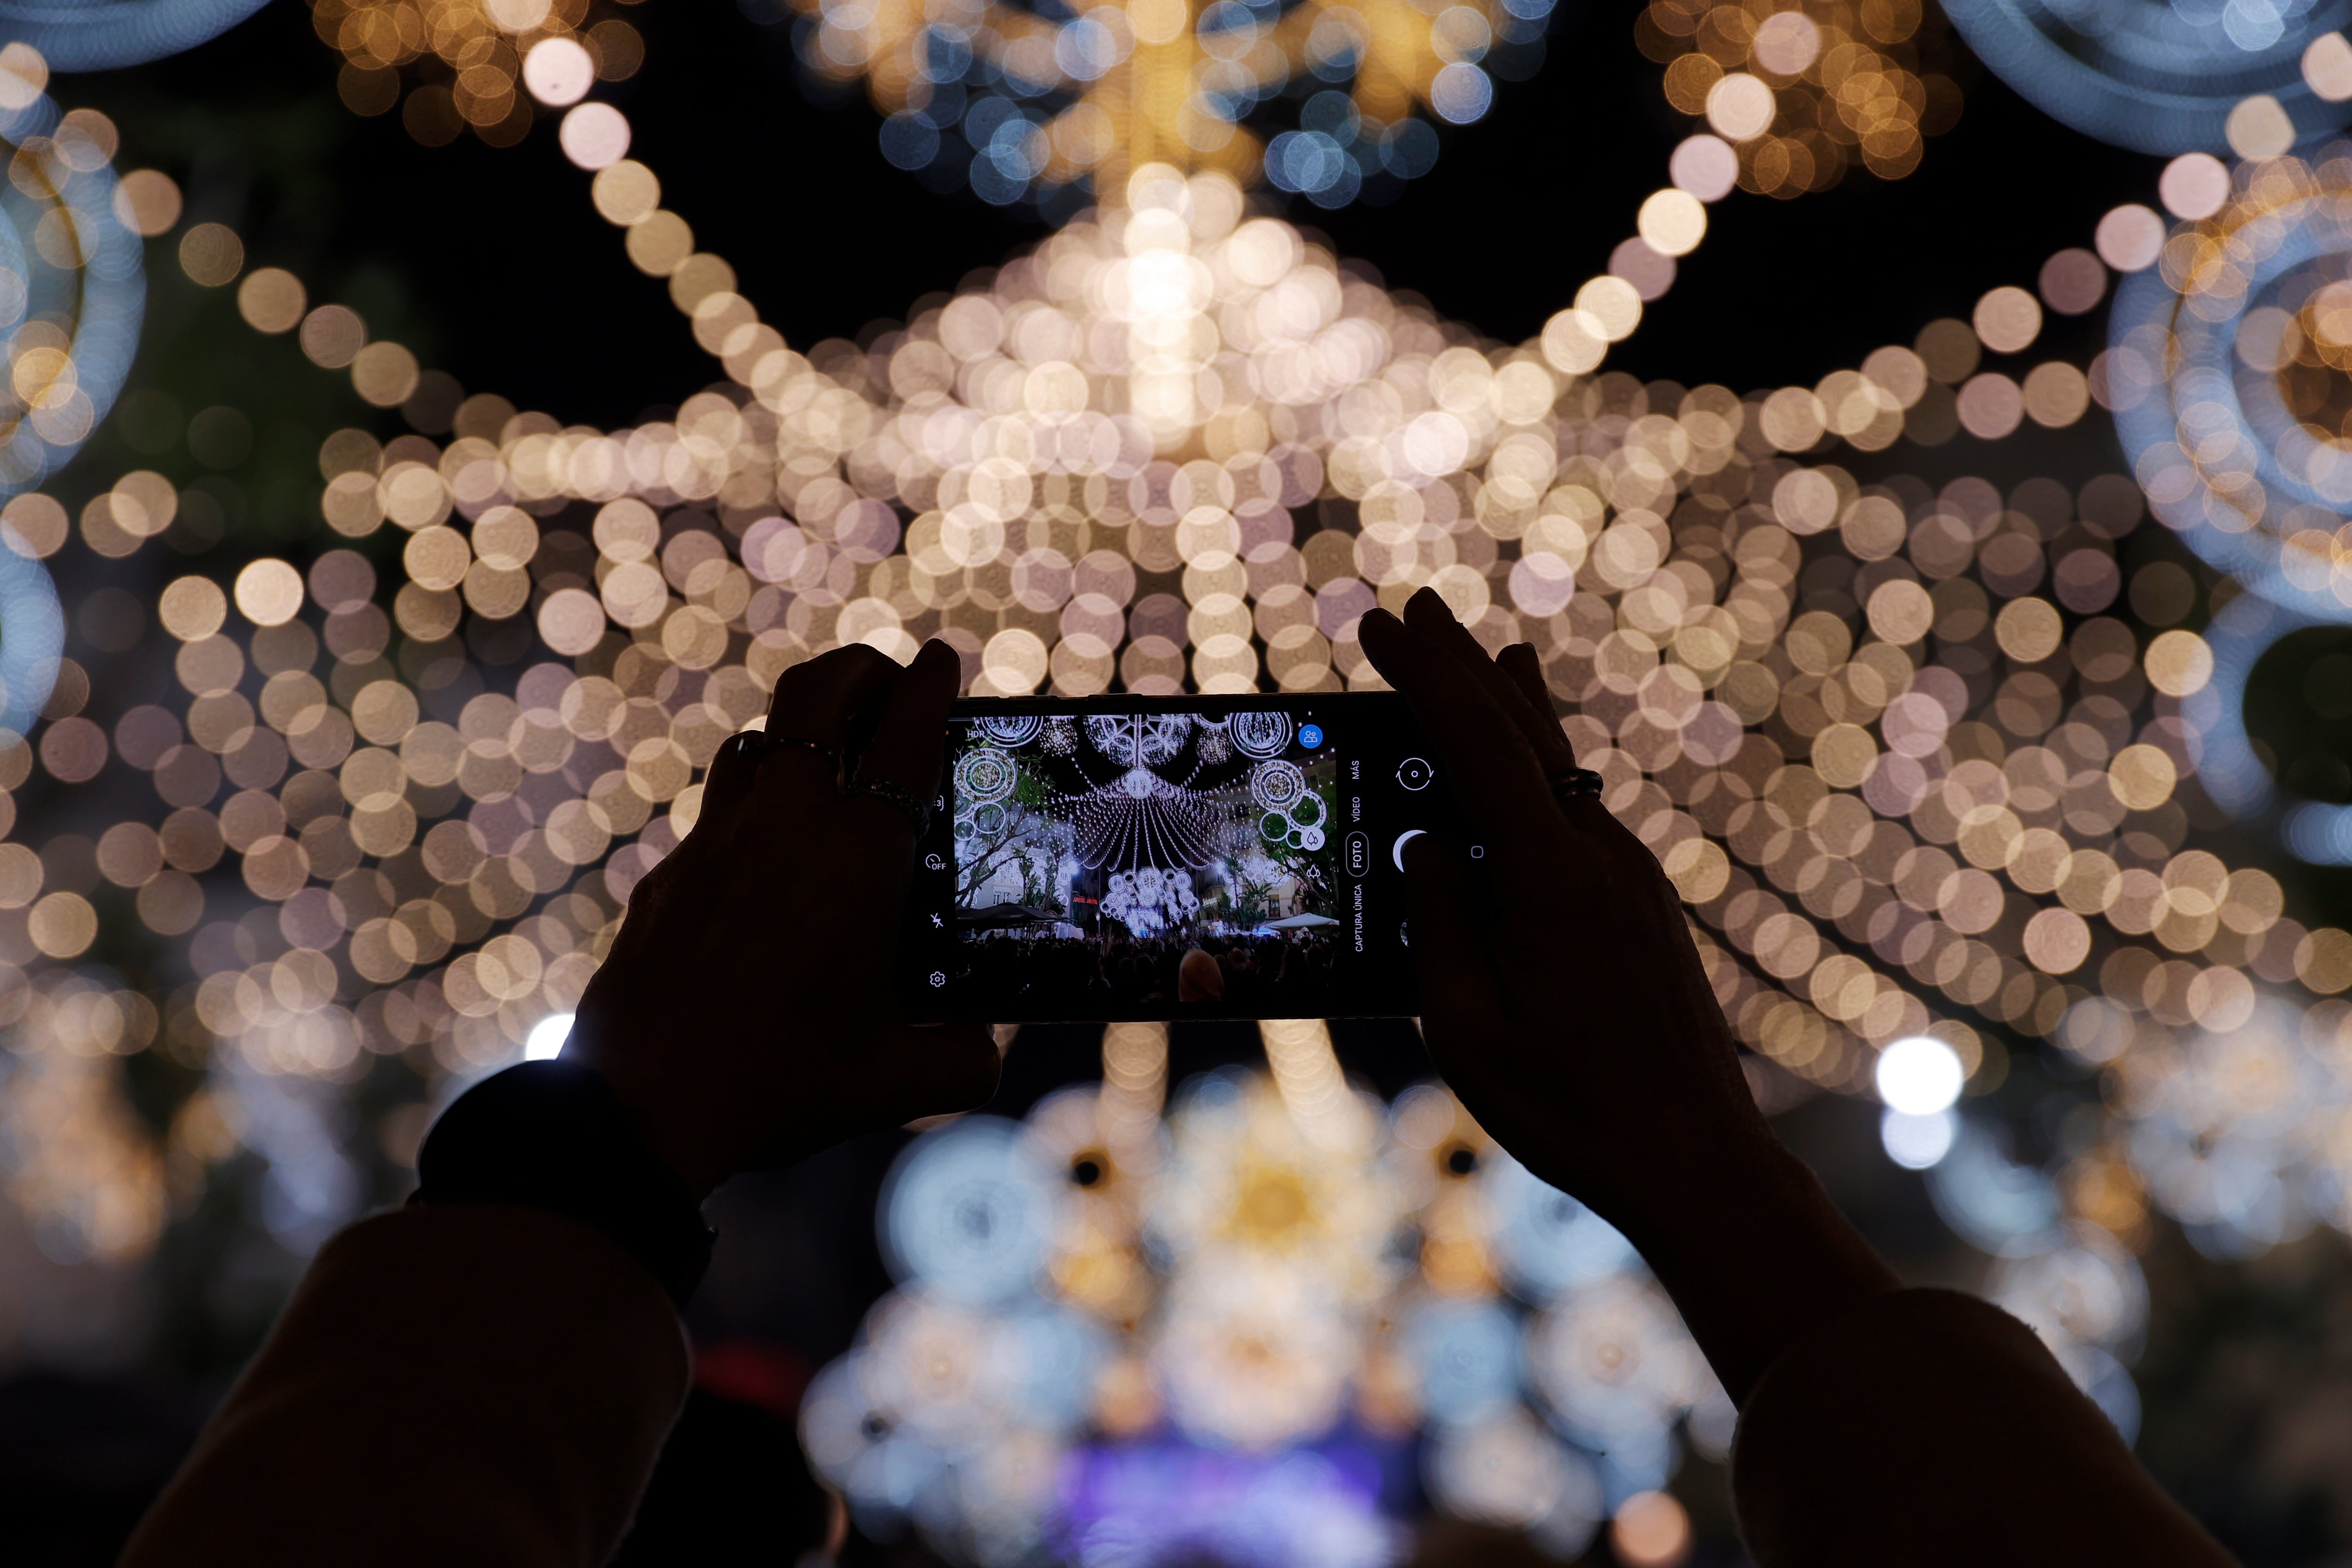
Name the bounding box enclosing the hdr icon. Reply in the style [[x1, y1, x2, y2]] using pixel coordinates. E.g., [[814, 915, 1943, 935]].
[[1345, 831, 1370, 878]]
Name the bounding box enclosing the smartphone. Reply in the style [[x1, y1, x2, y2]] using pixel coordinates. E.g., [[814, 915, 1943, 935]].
[[896, 693, 1471, 1023]]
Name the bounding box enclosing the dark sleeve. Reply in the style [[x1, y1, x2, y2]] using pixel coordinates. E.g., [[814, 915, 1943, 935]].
[[119, 1204, 691, 1568], [1731, 1287, 2236, 1568]]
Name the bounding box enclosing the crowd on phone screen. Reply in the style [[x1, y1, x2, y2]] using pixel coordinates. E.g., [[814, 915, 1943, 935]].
[[954, 927, 1338, 1011]]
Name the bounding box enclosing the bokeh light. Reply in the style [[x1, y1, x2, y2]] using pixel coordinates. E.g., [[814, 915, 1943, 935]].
[[1874, 1032, 1962, 1113], [1637, 0, 1964, 198], [757, 0, 1557, 213], [1940, 0, 2350, 155], [811, 1039, 1724, 1562], [304, 0, 645, 147]]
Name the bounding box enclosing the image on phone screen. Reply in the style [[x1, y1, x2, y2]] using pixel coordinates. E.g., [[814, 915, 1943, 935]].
[[898, 694, 1465, 1022]]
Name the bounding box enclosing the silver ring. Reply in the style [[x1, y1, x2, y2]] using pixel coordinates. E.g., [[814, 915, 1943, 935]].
[[1548, 766, 1604, 800], [733, 732, 839, 771], [845, 775, 932, 836]]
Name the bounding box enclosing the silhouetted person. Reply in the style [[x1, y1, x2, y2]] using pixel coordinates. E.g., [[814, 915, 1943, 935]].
[[120, 608, 2238, 1567]]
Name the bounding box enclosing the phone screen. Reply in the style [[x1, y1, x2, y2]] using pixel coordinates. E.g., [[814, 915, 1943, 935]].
[[897, 694, 1469, 1022]]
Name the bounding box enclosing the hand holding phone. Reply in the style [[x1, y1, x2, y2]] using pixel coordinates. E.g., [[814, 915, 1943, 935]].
[[1358, 589, 1897, 1404], [570, 643, 1000, 1194]]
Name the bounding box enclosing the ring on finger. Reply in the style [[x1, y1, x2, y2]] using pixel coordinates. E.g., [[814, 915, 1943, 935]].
[[1547, 766, 1604, 800], [845, 775, 933, 836], [731, 732, 841, 772]]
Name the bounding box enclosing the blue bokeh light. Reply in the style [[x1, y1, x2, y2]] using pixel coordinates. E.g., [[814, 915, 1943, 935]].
[[881, 1115, 1058, 1305], [1942, 0, 2352, 154]]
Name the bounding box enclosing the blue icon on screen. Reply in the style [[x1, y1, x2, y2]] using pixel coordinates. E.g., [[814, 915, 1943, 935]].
[[1299, 724, 1324, 749]]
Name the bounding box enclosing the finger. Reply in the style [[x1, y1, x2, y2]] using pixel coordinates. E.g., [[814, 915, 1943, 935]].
[[757, 644, 903, 799], [1359, 608, 1573, 893], [1492, 639, 1634, 847], [845, 638, 962, 837], [590, 838, 710, 985], [688, 727, 768, 848], [1406, 592, 1580, 777], [1497, 643, 1573, 752]]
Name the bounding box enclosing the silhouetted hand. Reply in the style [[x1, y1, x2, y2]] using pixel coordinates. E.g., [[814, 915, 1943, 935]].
[[568, 641, 1000, 1197], [1361, 588, 1894, 1401]]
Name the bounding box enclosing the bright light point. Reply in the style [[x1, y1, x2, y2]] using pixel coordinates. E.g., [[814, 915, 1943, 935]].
[[1881, 1108, 1956, 1169], [559, 103, 632, 170], [1636, 187, 1707, 257], [525, 1012, 575, 1062], [2158, 151, 2230, 222], [1876, 1035, 1964, 1114], [523, 38, 595, 107]]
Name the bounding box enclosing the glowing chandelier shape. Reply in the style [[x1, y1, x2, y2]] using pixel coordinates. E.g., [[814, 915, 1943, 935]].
[[38, 132, 2339, 1281], [1059, 714, 1232, 874]]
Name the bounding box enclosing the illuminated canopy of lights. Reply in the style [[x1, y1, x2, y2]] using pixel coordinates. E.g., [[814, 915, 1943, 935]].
[[3, 9, 2352, 1554], [764, 0, 1556, 213], [1, 133, 2337, 1311]]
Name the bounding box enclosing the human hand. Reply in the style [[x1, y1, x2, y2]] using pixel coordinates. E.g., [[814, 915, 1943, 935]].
[[1361, 589, 1893, 1399], [568, 640, 1001, 1198], [1359, 588, 1770, 1222]]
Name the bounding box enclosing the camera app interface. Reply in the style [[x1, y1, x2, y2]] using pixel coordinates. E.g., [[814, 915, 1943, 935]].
[[929, 707, 1345, 1016]]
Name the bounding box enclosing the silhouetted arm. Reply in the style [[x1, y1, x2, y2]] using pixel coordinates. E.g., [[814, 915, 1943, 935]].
[[1361, 590, 2237, 1568], [122, 644, 997, 1568], [1732, 1287, 2233, 1566], [119, 1205, 689, 1568]]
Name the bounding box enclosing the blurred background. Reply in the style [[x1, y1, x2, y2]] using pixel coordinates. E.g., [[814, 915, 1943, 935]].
[[6, 0, 2352, 1562]]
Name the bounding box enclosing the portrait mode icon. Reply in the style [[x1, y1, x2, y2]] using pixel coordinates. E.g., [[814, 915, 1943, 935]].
[[1299, 723, 1324, 748]]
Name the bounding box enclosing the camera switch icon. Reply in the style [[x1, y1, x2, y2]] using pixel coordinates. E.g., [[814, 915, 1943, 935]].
[[1397, 756, 1434, 790]]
